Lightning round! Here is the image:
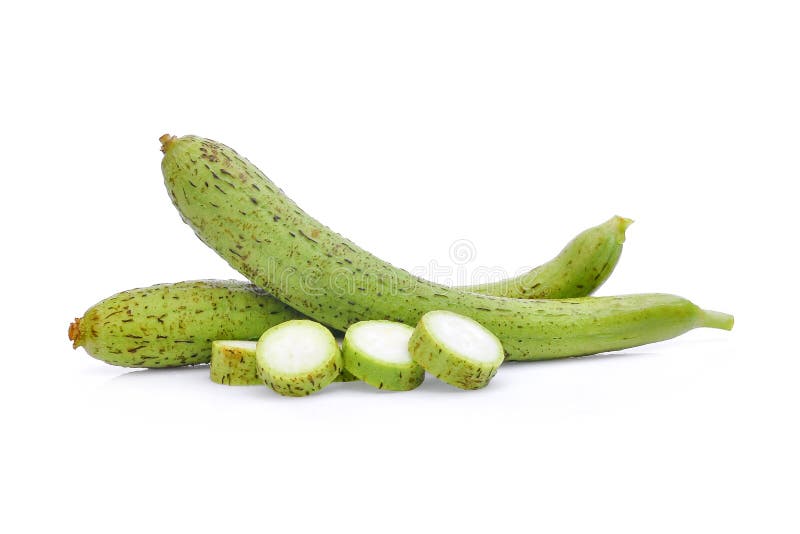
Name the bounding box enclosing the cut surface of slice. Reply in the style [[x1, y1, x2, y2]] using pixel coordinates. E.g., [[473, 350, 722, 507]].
[[409, 310, 504, 390], [210, 340, 259, 385], [256, 320, 342, 396], [342, 321, 423, 391]]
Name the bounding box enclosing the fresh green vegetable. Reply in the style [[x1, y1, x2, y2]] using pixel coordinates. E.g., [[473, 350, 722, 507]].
[[210, 340, 260, 385], [464, 215, 631, 298], [69, 214, 631, 368], [161, 134, 733, 361], [409, 310, 504, 390], [256, 319, 342, 396], [341, 321, 424, 390], [69, 280, 304, 367]]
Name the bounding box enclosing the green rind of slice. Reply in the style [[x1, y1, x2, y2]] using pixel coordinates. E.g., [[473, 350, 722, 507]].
[[342, 320, 424, 391]]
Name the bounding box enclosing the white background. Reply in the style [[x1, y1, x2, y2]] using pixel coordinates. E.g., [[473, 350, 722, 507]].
[[1, 1, 797, 532]]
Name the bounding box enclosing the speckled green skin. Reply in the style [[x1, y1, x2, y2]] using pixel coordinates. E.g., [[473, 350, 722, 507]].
[[335, 369, 360, 382], [210, 341, 260, 385], [464, 216, 631, 298], [255, 320, 343, 396], [333, 339, 360, 382], [74, 214, 625, 368], [161, 135, 733, 361], [409, 311, 504, 390], [72, 217, 625, 368], [70, 280, 304, 367], [342, 321, 424, 391]]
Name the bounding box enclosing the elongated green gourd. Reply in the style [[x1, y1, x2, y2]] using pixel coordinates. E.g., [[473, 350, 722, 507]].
[[464, 215, 631, 298], [67, 216, 628, 368], [69, 280, 304, 367], [161, 134, 733, 361]]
